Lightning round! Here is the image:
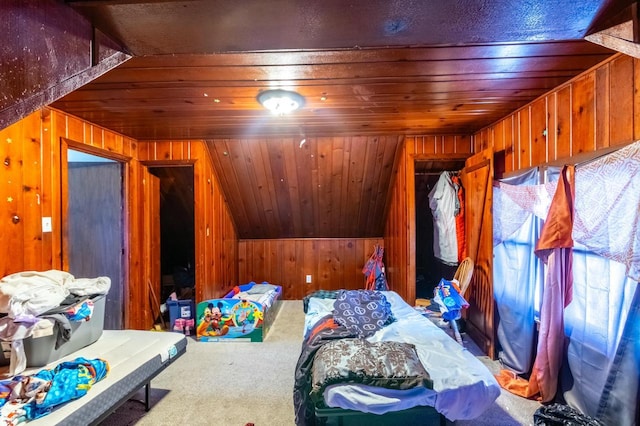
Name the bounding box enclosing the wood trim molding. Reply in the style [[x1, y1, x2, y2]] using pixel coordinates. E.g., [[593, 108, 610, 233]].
[[139, 160, 196, 167], [62, 137, 132, 163]]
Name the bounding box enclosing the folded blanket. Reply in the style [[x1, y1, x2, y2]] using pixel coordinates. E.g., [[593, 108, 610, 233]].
[[310, 338, 432, 403], [293, 315, 354, 426]]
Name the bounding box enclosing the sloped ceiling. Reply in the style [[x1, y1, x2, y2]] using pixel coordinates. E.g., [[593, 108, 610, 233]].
[[45, 0, 626, 238]]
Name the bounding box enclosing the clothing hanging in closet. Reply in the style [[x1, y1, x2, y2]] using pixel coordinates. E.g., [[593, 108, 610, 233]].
[[428, 171, 465, 265], [451, 174, 467, 261]]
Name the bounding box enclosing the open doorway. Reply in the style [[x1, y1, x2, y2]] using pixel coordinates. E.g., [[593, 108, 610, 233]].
[[414, 158, 466, 299], [148, 166, 195, 303], [65, 149, 124, 330]]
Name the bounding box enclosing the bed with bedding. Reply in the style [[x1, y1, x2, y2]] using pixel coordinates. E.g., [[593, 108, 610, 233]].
[[6, 329, 187, 426], [294, 289, 501, 426], [196, 281, 282, 342]]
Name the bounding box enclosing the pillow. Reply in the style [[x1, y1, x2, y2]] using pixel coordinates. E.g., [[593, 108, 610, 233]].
[[246, 283, 278, 294], [307, 297, 336, 316], [332, 290, 394, 338], [310, 339, 432, 402], [302, 290, 340, 313]]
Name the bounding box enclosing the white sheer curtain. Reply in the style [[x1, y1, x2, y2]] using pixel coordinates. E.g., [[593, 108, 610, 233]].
[[493, 168, 547, 374], [561, 246, 637, 420], [493, 140, 639, 420], [558, 140, 640, 424], [573, 140, 640, 281]]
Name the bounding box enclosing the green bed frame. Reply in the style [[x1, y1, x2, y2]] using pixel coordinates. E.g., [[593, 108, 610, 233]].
[[314, 404, 445, 426]]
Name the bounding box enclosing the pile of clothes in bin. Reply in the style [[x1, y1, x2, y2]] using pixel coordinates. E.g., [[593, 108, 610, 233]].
[[0, 270, 111, 376]]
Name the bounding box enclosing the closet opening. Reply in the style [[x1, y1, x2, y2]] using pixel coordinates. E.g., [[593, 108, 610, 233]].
[[148, 166, 195, 303], [414, 158, 466, 299]]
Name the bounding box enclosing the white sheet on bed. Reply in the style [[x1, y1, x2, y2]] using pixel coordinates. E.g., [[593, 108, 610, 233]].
[[307, 291, 500, 421], [26, 330, 185, 425]]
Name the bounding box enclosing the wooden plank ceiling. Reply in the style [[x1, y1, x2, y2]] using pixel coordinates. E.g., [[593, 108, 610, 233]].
[[49, 0, 624, 238], [56, 0, 619, 140]]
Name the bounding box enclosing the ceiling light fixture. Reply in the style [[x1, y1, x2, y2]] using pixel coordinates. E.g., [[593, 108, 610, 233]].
[[257, 89, 305, 115]]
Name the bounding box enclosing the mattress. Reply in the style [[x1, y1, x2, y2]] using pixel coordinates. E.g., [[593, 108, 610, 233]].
[[25, 330, 187, 426], [305, 291, 501, 421]]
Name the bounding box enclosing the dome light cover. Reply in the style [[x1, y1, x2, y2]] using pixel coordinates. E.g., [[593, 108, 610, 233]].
[[257, 89, 305, 115]]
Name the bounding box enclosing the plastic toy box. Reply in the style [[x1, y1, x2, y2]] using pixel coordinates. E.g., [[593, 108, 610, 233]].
[[0, 294, 107, 368]]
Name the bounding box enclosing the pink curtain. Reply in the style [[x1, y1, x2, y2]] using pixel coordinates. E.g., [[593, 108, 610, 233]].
[[496, 165, 575, 402]]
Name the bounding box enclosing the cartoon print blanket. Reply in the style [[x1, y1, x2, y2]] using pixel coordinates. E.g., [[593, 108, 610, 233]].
[[0, 357, 109, 425]]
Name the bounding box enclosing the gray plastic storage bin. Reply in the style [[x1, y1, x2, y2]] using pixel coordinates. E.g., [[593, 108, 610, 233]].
[[23, 293, 106, 367]]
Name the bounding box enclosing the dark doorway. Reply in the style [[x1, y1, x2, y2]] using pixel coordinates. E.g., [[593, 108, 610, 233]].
[[148, 167, 195, 302], [414, 159, 466, 299], [66, 149, 124, 330]]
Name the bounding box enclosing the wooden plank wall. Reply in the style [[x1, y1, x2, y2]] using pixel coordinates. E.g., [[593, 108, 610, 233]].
[[0, 108, 138, 276], [474, 53, 639, 170], [137, 140, 238, 303], [383, 135, 472, 303], [467, 53, 640, 356], [238, 238, 383, 300], [0, 107, 143, 322], [383, 139, 410, 301], [0, 109, 238, 329], [379, 53, 640, 355]]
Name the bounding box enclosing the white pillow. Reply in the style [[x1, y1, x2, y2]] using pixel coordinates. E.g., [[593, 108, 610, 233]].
[[303, 297, 336, 338]]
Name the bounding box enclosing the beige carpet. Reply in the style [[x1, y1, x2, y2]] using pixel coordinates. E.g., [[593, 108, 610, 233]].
[[100, 300, 540, 425]]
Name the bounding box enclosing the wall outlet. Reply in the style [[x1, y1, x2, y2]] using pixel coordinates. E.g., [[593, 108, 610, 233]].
[[305, 274, 312, 284], [42, 217, 52, 233]]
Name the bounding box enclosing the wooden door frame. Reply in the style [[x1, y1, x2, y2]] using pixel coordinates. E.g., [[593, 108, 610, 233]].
[[407, 153, 470, 304], [140, 161, 196, 321], [407, 151, 497, 358], [60, 137, 130, 328]]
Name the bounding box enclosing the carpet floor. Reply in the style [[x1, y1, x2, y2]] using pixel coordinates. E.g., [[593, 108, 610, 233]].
[[99, 300, 540, 425]]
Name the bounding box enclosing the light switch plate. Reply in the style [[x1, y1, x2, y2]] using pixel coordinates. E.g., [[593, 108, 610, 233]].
[[305, 274, 312, 283], [42, 217, 52, 233]]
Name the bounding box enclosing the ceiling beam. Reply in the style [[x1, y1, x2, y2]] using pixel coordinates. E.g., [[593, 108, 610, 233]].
[[585, 1, 640, 58], [0, 0, 131, 130]]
